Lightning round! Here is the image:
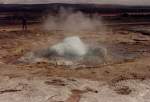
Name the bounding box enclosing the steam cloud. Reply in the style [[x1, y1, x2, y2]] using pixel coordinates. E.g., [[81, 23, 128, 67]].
[[19, 36, 109, 66], [43, 9, 103, 33], [50, 36, 88, 58], [1, 0, 150, 5]]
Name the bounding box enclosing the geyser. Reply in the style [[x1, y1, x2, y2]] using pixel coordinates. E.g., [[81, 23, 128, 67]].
[[19, 36, 109, 66], [50, 36, 88, 58]]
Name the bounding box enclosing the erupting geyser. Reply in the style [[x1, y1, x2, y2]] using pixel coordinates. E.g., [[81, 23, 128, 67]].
[[50, 36, 88, 58], [19, 36, 109, 66]]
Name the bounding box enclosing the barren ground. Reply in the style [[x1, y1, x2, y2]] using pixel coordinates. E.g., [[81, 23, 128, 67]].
[[0, 24, 150, 102]]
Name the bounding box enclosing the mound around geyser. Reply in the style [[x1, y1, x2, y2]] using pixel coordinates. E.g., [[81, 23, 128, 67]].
[[50, 36, 88, 58], [19, 36, 109, 66]]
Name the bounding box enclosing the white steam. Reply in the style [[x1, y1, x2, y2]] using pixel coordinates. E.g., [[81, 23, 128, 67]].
[[19, 36, 110, 66], [50, 36, 88, 57], [44, 10, 102, 33]]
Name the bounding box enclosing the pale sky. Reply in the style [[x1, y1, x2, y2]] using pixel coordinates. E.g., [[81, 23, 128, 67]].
[[0, 0, 150, 5]]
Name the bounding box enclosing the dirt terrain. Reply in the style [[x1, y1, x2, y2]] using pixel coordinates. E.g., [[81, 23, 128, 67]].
[[0, 23, 150, 102]]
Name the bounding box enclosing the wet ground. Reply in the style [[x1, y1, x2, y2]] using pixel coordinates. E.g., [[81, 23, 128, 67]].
[[0, 24, 150, 102]]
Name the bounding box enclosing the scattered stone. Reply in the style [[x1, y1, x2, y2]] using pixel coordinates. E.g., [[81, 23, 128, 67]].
[[0, 89, 21, 94], [45, 79, 67, 86], [114, 86, 132, 95]]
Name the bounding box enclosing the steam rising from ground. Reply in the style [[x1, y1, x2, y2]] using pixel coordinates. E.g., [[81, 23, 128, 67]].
[[1, 0, 150, 5], [18, 8, 110, 66], [19, 36, 108, 66], [44, 9, 102, 33], [50, 36, 88, 58]]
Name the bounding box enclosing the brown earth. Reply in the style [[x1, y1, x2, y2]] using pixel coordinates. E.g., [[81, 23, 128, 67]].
[[0, 24, 150, 83], [0, 24, 150, 102]]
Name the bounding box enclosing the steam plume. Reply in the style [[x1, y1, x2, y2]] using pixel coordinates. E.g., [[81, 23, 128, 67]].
[[43, 9, 103, 33]]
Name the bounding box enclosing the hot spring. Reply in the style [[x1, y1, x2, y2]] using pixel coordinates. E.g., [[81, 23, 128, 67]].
[[19, 36, 110, 67], [18, 34, 145, 68]]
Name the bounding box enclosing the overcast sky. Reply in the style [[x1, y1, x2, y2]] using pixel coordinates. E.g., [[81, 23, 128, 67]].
[[0, 0, 150, 5]]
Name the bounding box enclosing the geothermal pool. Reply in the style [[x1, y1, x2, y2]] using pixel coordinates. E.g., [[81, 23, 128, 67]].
[[19, 36, 144, 68]]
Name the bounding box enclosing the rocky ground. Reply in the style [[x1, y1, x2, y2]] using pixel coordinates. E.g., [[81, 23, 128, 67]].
[[0, 24, 150, 102]]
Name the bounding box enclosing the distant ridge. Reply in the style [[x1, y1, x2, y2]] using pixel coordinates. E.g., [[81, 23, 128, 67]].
[[0, 3, 150, 13]]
